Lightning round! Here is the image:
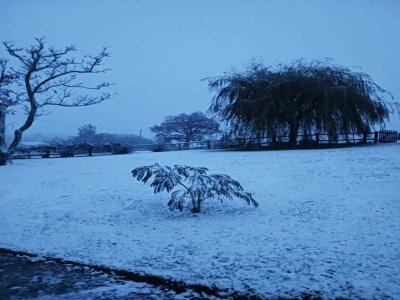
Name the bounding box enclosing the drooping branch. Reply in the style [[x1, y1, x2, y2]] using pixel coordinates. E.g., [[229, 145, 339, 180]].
[[206, 59, 393, 145]]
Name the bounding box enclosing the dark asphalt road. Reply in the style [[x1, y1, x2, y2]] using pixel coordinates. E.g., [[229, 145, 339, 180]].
[[0, 253, 207, 299]]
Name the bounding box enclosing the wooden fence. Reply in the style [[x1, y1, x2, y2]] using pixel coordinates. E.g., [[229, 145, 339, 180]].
[[377, 130, 398, 143], [144, 130, 399, 151], [12, 130, 399, 160]]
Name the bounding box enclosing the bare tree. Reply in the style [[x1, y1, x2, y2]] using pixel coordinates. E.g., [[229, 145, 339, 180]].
[[0, 38, 113, 165], [151, 112, 220, 144], [0, 59, 18, 159]]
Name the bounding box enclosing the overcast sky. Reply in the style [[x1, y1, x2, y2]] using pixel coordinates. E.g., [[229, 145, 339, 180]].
[[1, 0, 399, 139]]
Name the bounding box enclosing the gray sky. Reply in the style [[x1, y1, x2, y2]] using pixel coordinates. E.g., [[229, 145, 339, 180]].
[[1, 0, 400, 139]]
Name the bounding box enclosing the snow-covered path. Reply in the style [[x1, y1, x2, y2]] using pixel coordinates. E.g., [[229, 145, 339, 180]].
[[1, 144, 399, 298]]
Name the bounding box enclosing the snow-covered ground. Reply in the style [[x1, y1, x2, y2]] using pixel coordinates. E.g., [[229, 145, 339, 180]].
[[1, 144, 400, 298]]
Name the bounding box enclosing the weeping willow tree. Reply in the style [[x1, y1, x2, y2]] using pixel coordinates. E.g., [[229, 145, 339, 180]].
[[206, 60, 391, 146]]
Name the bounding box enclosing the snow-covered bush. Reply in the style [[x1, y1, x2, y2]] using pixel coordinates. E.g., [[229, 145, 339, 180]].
[[58, 144, 76, 157], [132, 164, 259, 213], [105, 143, 131, 154]]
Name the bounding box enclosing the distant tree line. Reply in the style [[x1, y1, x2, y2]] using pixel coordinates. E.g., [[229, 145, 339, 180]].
[[50, 123, 153, 145]]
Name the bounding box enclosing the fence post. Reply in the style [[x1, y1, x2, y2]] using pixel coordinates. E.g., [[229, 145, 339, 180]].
[[374, 131, 378, 143], [42, 149, 50, 158]]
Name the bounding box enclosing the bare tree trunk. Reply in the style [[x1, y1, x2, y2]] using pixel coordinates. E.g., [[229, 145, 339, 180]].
[[288, 122, 299, 148], [191, 197, 198, 213], [4, 75, 38, 164], [0, 110, 8, 166], [0, 153, 7, 165], [191, 197, 201, 213], [271, 133, 277, 147], [0, 109, 5, 149], [256, 132, 262, 149], [362, 131, 368, 144]]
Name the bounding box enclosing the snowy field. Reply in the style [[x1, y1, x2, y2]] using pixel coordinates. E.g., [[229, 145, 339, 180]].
[[1, 144, 400, 298]]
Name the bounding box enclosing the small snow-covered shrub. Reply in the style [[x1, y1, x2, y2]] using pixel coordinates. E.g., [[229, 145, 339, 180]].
[[58, 145, 76, 157], [106, 143, 130, 154], [132, 164, 259, 213], [152, 145, 164, 152]]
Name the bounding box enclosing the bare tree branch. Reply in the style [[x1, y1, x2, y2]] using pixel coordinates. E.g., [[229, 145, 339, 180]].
[[0, 38, 113, 165]]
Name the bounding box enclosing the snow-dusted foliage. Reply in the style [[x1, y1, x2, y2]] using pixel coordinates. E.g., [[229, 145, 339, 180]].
[[132, 164, 258, 213]]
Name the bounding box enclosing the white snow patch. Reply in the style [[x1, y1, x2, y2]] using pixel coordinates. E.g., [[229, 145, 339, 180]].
[[1, 144, 400, 298]]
